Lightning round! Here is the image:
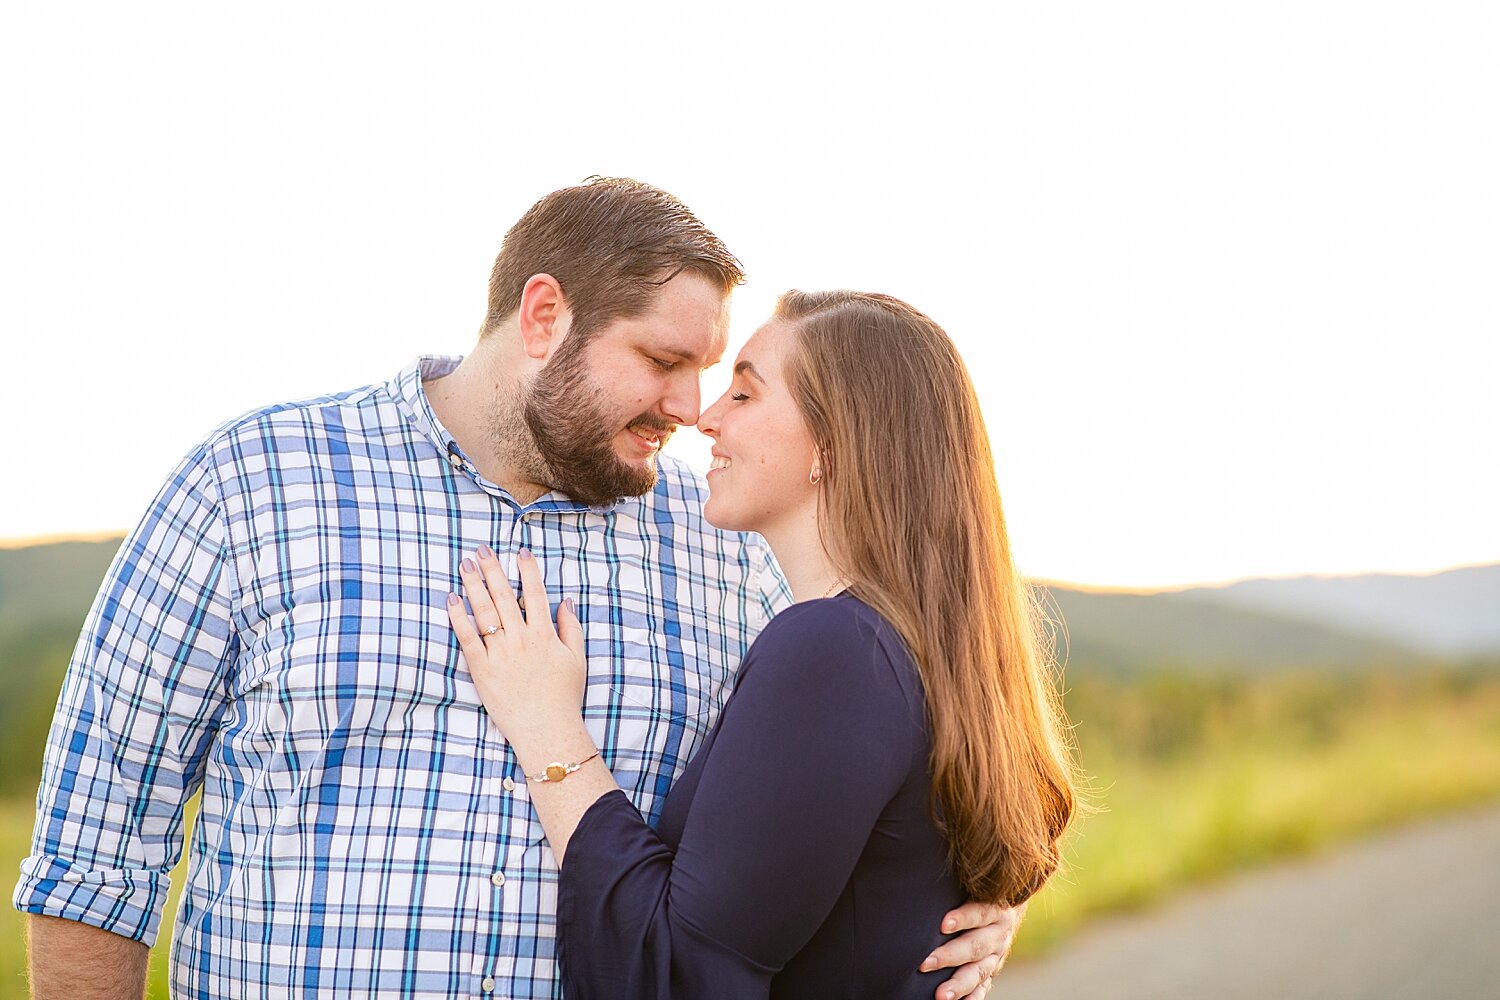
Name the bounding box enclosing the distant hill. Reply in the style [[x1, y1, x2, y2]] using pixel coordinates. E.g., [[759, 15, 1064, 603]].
[[0, 537, 123, 793], [1038, 588, 1433, 675], [0, 537, 121, 634], [1170, 564, 1500, 657]]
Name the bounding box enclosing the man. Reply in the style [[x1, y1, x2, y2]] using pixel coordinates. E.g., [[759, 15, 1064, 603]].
[[18, 178, 1018, 998]]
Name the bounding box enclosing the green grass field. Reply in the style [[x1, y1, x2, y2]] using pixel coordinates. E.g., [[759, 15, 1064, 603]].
[[2, 797, 192, 998], [1014, 670, 1500, 956], [3, 670, 1499, 994]]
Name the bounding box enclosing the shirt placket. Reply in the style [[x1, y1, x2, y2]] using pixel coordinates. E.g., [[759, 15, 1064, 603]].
[[470, 504, 550, 997], [472, 761, 531, 996]]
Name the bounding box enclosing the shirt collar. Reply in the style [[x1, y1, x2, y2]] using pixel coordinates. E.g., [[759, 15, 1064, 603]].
[[389, 355, 627, 516]]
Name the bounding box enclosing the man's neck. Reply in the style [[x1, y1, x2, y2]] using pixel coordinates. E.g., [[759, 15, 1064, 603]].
[[425, 341, 553, 504]]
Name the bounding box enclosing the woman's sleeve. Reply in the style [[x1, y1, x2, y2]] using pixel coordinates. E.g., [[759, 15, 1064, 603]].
[[557, 601, 921, 999]]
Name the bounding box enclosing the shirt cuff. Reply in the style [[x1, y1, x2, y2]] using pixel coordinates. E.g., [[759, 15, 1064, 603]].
[[13, 854, 171, 946]]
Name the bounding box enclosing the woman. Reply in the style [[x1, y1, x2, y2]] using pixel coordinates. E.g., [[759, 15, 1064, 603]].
[[446, 290, 1079, 998]]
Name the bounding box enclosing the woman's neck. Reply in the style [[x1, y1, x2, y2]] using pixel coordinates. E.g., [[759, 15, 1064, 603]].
[[759, 515, 845, 604]]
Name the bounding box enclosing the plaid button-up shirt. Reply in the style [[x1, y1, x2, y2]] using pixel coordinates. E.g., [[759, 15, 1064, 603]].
[[15, 356, 786, 998]]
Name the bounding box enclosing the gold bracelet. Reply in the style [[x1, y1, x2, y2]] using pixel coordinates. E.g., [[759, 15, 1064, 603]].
[[527, 750, 601, 784]]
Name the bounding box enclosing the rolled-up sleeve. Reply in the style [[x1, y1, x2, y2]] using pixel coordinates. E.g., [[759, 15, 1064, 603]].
[[12, 442, 237, 945]]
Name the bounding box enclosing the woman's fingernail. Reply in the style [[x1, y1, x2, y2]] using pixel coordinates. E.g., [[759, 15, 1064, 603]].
[[448, 593, 462, 606], [944, 919, 957, 932], [519, 548, 532, 562], [564, 598, 576, 615], [461, 558, 477, 573], [477, 544, 494, 559]]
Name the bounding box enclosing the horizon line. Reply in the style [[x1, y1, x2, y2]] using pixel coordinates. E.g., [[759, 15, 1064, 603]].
[[1034, 558, 1500, 595], [0, 530, 131, 551]]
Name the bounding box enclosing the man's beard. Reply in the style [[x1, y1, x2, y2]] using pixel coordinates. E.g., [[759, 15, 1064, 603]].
[[522, 335, 675, 507]]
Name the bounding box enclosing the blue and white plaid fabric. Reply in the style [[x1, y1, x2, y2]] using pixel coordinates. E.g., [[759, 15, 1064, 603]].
[[15, 356, 787, 998]]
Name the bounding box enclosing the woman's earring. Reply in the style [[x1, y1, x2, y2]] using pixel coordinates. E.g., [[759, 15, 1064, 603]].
[[809, 463, 822, 485]]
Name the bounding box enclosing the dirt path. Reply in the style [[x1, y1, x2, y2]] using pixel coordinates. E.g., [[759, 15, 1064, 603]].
[[997, 801, 1500, 1000]]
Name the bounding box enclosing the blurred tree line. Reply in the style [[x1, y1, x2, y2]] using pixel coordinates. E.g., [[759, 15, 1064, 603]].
[[1063, 666, 1500, 764], [4, 539, 1498, 800]]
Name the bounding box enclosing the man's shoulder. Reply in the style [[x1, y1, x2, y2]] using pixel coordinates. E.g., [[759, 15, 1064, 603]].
[[191, 380, 400, 464], [157, 378, 405, 502], [213, 381, 390, 438]]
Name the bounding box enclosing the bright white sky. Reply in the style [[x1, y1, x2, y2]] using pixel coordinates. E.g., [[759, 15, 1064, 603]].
[[3, 2, 1496, 589]]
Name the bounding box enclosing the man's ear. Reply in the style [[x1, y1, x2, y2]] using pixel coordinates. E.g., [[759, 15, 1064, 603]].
[[517, 273, 570, 361]]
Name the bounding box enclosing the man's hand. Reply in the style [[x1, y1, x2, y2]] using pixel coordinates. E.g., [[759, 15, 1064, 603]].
[[919, 900, 1027, 1000], [28, 914, 149, 1000]]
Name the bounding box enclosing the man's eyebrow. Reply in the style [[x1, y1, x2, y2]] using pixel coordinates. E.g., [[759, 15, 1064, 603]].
[[733, 360, 767, 384]]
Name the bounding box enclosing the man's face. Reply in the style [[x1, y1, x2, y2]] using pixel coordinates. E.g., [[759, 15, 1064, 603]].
[[523, 272, 730, 506]]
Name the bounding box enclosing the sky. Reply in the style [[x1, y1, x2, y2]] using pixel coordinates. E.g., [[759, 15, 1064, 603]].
[[3, 2, 1496, 589]]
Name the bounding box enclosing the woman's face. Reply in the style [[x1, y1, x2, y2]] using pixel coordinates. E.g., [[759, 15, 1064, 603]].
[[696, 319, 820, 536]]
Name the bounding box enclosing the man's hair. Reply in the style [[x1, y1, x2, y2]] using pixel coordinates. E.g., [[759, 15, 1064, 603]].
[[483, 177, 745, 341]]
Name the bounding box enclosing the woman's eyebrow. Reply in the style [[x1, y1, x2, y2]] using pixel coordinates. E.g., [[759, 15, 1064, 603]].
[[733, 360, 767, 385]]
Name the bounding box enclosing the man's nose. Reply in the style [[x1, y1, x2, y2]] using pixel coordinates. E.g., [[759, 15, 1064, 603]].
[[661, 374, 702, 427]]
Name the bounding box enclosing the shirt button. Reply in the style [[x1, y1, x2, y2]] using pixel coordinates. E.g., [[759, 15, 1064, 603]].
[[481, 976, 496, 992], [502, 777, 516, 792], [490, 871, 506, 887]]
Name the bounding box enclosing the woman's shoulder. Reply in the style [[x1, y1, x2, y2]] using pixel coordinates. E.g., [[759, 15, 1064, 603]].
[[748, 594, 923, 705]]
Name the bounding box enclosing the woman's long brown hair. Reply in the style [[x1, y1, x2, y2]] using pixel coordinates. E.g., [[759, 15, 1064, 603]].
[[778, 289, 1078, 905]]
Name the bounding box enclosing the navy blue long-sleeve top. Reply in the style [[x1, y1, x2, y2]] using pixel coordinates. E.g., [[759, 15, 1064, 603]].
[[557, 593, 968, 999]]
